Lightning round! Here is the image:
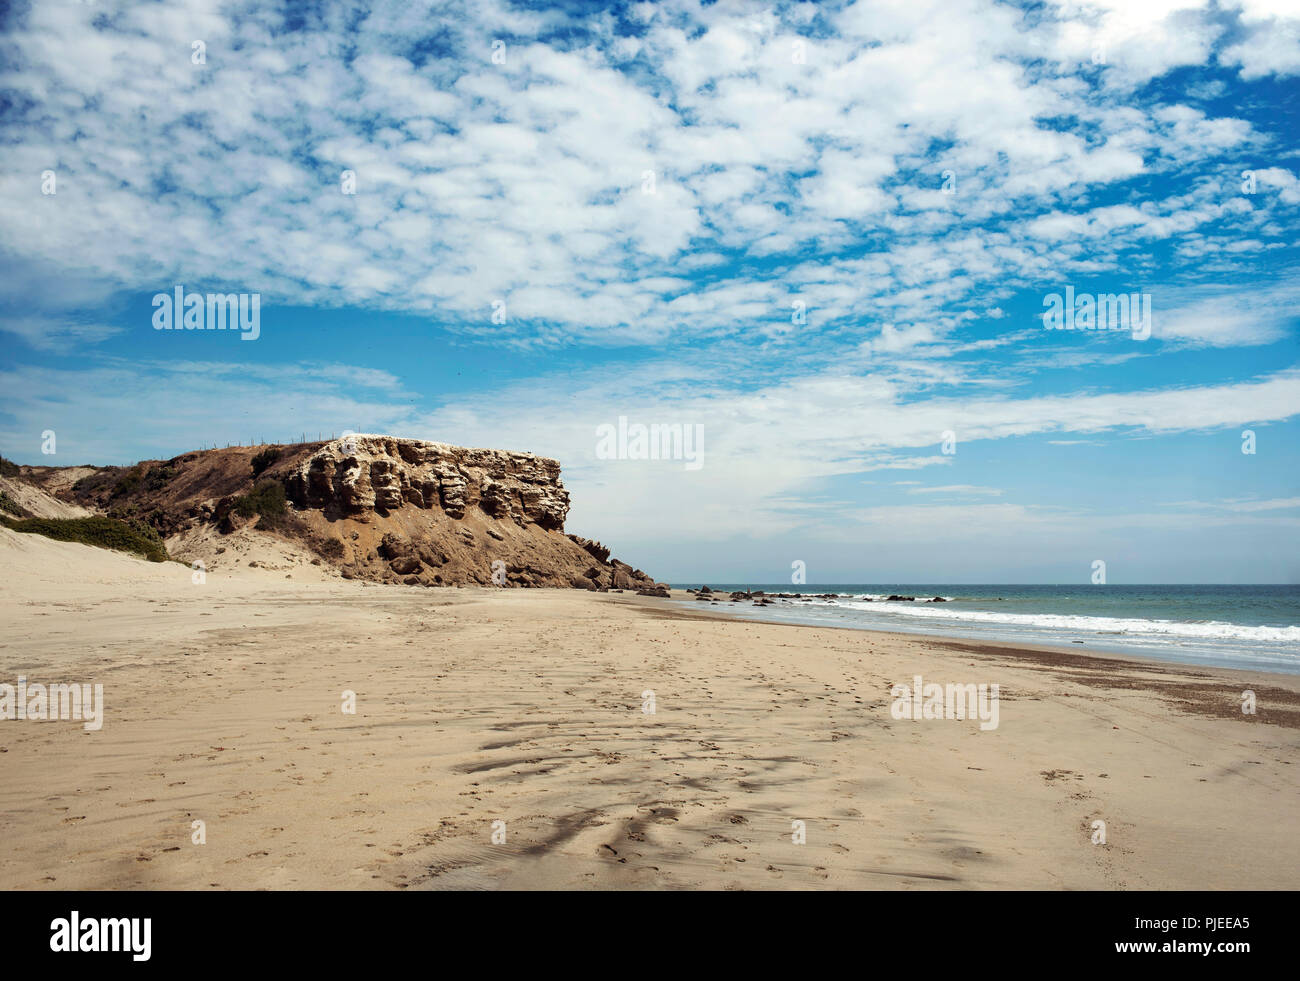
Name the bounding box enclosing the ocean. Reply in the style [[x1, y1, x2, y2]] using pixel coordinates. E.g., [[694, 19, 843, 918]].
[[671, 584, 1300, 675]]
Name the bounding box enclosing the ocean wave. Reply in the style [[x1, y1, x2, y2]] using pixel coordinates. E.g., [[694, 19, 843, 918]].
[[834, 602, 1300, 643]]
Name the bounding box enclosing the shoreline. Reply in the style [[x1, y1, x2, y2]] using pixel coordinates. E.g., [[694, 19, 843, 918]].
[[644, 588, 1300, 680], [618, 590, 1300, 716]]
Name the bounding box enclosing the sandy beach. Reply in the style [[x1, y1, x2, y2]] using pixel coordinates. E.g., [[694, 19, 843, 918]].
[[2, 529, 1297, 891]]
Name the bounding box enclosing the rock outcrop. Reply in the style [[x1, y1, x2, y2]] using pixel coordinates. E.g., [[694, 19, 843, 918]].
[[274, 436, 668, 590], [284, 436, 570, 529], [34, 434, 668, 593]]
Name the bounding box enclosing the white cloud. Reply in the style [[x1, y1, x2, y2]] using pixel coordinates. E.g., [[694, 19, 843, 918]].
[[1220, 2, 1300, 78], [0, 317, 124, 352], [0, 0, 1292, 352], [1164, 496, 1300, 512], [1154, 281, 1300, 347], [908, 485, 1005, 496]]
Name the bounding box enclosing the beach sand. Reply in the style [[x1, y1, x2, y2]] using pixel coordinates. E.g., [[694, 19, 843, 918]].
[[2, 529, 1297, 890]]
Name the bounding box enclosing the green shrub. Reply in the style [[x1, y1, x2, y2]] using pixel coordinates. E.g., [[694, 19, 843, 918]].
[[0, 455, 18, 478], [0, 491, 30, 518], [233, 480, 287, 527], [143, 464, 177, 492], [0, 515, 169, 562], [250, 447, 280, 477], [106, 503, 138, 522], [110, 466, 143, 499], [72, 469, 117, 496]]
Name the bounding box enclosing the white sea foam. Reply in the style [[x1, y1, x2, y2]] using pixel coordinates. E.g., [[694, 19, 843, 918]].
[[835, 601, 1300, 643]]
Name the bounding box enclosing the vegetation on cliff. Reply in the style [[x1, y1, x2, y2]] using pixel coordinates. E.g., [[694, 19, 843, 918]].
[[0, 514, 170, 562]]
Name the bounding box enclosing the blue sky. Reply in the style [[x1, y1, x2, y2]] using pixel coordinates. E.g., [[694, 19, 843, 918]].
[[1, 0, 1298, 583]]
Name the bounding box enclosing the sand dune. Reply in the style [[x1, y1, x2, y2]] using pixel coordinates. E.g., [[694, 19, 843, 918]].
[[0, 475, 92, 519], [1, 531, 1297, 890]]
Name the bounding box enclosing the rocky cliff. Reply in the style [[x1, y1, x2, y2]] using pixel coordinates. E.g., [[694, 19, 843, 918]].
[[285, 436, 570, 529], [27, 435, 667, 593]]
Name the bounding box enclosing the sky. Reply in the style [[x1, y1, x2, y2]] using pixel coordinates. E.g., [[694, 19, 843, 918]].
[[1, 0, 1298, 583]]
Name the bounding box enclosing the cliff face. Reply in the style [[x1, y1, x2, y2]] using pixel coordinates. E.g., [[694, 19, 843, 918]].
[[33, 435, 666, 593], [279, 434, 659, 589], [284, 436, 570, 529]]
